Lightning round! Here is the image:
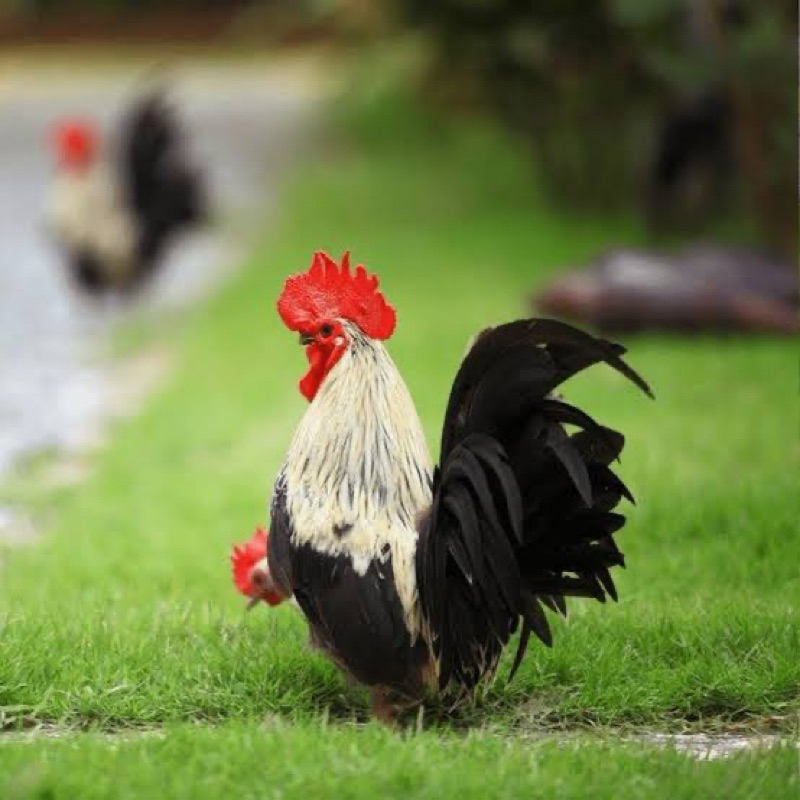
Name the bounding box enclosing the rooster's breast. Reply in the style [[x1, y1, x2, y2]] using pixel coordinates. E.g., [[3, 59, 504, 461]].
[[267, 472, 430, 693]]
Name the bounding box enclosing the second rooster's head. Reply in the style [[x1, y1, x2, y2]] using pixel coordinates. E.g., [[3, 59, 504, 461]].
[[276, 251, 396, 401], [231, 527, 284, 609]]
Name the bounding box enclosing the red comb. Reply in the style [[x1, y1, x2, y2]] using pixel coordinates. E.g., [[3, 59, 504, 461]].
[[277, 251, 396, 340], [52, 121, 97, 167], [231, 527, 268, 597]]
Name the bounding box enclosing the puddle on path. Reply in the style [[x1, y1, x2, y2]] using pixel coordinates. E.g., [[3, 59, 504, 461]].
[[629, 732, 792, 760]]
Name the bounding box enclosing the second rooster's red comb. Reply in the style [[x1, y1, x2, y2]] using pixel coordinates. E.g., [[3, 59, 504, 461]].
[[277, 251, 396, 340], [51, 120, 97, 165]]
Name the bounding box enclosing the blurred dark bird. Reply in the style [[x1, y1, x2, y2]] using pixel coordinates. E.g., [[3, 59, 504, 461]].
[[533, 245, 799, 335], [645, 87, 733, 231], [46, 90, 207, 295], [232, 251, 652, 724]]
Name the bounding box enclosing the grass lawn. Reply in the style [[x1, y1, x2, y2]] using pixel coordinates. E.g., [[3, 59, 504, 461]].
[[0, 76, 797, 795], [0, 723, 796, 800]]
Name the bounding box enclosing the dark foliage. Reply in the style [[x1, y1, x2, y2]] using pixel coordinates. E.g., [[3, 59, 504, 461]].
[[393, 0, 796, 256]]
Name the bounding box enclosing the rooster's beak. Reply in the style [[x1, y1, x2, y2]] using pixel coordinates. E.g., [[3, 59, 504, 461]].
[[298, 332, 314, 345], [245, 597, 261, 611]]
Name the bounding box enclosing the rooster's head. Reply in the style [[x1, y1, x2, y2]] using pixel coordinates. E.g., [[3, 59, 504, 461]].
[[231, 527, 284, 609], [277, 251, 396, 401]]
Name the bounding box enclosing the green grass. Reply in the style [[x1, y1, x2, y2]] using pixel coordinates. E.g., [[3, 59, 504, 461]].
[[0, 723, 797, 800], [0, 77, 798, 768]]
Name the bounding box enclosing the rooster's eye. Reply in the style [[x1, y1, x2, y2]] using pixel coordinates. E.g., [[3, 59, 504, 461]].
[[319, 324, 333, 338]]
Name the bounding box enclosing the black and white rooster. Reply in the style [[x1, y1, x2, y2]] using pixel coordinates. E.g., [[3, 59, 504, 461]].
[[46, 89, 206, 295], [232, 251, 652, 723]]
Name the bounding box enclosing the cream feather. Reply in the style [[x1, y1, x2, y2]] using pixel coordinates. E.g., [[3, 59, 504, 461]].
[[278, 322, 432, 636]]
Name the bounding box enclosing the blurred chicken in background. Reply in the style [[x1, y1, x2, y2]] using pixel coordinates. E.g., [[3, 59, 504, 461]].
[[46, 89, 207, 296]]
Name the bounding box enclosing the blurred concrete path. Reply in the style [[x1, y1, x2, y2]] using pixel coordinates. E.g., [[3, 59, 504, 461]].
[[0, 58, 326, 478]]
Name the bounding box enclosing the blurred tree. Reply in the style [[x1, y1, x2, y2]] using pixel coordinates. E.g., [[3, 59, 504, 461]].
[[5, 0, 252, 12], [392, 0, 797, 258]]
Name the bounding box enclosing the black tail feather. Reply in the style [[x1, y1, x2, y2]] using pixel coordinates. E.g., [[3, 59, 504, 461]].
[[417, 318, 651, 692], [119, 89, 206, 271]]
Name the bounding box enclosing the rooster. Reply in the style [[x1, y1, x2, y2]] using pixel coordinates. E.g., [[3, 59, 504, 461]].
[[232, 251, 652, 723], [46, 89, 206, 295]]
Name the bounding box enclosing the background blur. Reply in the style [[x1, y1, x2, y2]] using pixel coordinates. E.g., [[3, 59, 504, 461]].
[[4, 0, 794, 241], [0, 0, 796, 479]]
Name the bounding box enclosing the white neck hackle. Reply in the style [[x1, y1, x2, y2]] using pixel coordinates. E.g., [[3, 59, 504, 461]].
[[278, 322, 433, 632]]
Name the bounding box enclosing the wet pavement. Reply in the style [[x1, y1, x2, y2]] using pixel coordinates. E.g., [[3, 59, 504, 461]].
[[0, 60, 323, 478]]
